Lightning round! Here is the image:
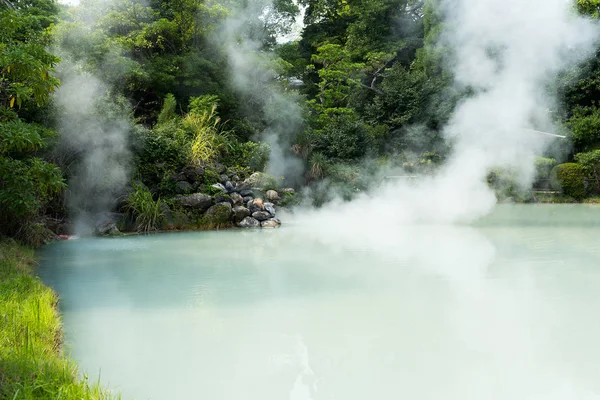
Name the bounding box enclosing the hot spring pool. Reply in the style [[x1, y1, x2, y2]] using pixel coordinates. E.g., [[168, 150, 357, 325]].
[[39, 204, 600, 400]]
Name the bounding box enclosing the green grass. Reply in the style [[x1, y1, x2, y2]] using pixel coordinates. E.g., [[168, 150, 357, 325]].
[[0, 239, 118, 400]]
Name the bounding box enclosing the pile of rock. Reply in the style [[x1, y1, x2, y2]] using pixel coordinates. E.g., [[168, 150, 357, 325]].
[[172, 173, 292, 229]]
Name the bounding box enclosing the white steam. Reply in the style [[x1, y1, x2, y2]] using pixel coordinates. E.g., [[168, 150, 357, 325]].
[[53, 15, 133, 234], [217, 0, 304, 181], [299, 0, 598, 228]]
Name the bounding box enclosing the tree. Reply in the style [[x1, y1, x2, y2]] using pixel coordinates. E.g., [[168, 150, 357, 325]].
[[0, 3, 64, 240]]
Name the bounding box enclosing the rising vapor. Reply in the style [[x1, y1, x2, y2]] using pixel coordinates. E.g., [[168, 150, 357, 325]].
[[297, 0, 599, 229]]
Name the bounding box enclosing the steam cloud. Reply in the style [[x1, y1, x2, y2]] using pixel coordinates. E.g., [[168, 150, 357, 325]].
[[216, 0, 305, 182], [53, 18, 133, 234], [297, 0, 599, 229]]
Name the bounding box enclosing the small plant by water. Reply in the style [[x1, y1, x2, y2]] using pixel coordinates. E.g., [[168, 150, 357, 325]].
[[126, 184, 165, 232]]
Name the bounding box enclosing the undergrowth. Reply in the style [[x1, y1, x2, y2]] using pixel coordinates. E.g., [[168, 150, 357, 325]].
[[0, 239, 118, 399]]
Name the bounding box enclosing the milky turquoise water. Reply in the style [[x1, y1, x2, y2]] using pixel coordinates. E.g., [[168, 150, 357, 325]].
[[39, 205, 600, 400]]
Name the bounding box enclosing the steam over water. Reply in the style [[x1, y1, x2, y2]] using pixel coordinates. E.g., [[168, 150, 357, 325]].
[[39, 205, 600, 400]]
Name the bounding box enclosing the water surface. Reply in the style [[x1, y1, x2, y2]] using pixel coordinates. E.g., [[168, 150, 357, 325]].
[[39, 205, 600, 400]]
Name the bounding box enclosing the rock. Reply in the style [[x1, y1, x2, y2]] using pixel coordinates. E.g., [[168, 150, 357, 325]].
[[238, 216, 260, 228], [95, 221, 120, 236], [281, 188, 296, 194], [230, 192, 243, 206], [183, 166, 204, 182], [175, 181, 193, 194], [248, 198, 264, 213], [266, 190, 280, 202], [204, 202, 233, 224], [219, 174, 229, 184], [253, 197, 264, 210], [247, 199, 259, 213], [264, 202, 276, 217], [261, 218, 281, 228], [235, 183, 251, 192], [225, 181, 235, 192], [232, 174, 240, 182], [242, 196, 253, 204], [211, 183, 226, 192], [232, 206, 251, 222], [252, 211, 271, 221], [214, 194, 231, 204], [239, 189, 254, 197], [173, 193, 213, 211], [244, 172, 279, 189]]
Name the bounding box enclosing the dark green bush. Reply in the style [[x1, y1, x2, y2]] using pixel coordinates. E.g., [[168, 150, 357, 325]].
[[312, 115, 368, 161], [222, 140, 270, 171], [575, 150, 600, 193], [567, 106, 600, 151], [550, 163, 587, 200], [203, 169, 221, 185]]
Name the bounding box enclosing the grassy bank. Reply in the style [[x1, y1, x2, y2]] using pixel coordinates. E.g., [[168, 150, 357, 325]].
[[0, 239, 116, 400]]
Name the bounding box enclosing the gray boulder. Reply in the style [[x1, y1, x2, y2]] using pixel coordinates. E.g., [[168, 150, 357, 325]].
[[247, 199, 262, 213], [95, 221, 120, 236], [204, 202, 233, 224], [235, 183, 251, 192], [238, 216, 260, 228], [261, 218, 281, 228], [242, 196, 253, 204], [214, 194, 232, 204], [264, 202, 276, 217], [281, 188, 295, 194], [252, 211, 271, 221], [266, 190, 280, 202], [239, 189, 254, 197], [232, 206, 251, 222], [225, 181, 235, 192], [230, 192, 243, 206], [173, 193, 213, 211], [175, 181, 193, 194], [211, 183, 227, 192], [220, 174, 229, 184]]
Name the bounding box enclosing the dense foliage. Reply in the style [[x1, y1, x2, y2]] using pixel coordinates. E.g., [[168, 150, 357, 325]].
[[2, 0, 600, 241]]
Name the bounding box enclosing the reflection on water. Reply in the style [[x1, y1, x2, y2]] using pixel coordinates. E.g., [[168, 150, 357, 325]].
[[38, 205, 600, 400]]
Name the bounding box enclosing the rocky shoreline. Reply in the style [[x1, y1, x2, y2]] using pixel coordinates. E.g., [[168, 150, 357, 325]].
[[92, 171, 296, 237]]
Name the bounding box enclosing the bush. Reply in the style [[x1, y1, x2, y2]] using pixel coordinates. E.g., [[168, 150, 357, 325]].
[[0, 121, 65, 239], [567, 106, 600, 151], [157, 93, 177, 125], [126, 184, 165, 232], [312, 115, 368, 161], [575, 150, 600, 192], [550, 163, 587, 200], [203, 169, 221, 185], [222, 141, 270, 171]]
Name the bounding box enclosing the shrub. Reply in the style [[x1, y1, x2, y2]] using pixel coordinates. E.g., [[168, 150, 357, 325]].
[[157, 93, 177, 125], [312, 115, 368, 161], [0, 121, 65, 239], [550, 163, 587, 200], [575, 150, 600, 192], [126, 184, 165, 232], [189, 95, 219, 116], [203, 169, 221, 185], [183, 106, 230, 165], [222, 141, 270, 171], [567, 106, 600, 151]]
